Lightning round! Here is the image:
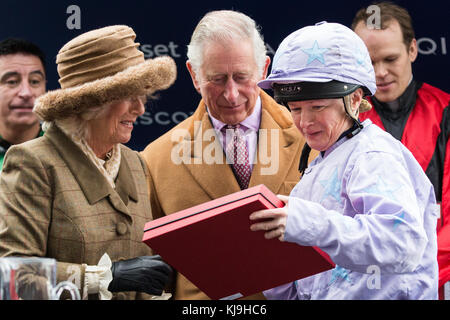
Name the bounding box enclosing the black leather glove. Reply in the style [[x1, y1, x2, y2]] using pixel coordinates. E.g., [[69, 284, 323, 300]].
[[108, 255, 172, 295]]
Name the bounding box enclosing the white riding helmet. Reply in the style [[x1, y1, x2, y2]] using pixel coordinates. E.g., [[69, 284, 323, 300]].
[[258, 21, 376, 119]]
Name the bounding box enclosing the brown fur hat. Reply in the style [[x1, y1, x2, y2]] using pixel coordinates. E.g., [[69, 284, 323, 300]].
[[34, 25, 177, 121]]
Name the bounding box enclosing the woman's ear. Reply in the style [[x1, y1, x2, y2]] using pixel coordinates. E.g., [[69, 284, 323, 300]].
[[351, 88, 364, 114]]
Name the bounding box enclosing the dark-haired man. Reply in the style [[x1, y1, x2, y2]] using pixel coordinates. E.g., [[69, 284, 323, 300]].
[[0, 38, 46, 170]]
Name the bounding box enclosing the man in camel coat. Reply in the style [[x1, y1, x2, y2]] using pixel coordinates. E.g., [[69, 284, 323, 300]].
[[141, 10, 313, 299]]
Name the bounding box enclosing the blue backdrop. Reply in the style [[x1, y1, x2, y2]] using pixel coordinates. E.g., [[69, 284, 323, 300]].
[[2, 0, 448, 151]]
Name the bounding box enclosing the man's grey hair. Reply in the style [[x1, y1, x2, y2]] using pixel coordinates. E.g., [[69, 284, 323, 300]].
[[187, 10, 267, 77]]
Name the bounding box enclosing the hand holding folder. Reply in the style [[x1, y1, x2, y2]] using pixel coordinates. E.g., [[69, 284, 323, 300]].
[[142, 184, 334, 300], [249, 194, 289, 241]]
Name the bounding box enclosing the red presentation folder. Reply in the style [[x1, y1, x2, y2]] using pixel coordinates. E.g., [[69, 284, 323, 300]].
[[142, 184, 334, 300]]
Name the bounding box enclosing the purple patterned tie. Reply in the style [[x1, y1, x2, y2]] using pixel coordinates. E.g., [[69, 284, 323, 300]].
[[224, 124, 251, 189]]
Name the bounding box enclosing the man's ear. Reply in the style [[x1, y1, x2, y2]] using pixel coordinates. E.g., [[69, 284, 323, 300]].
[[186, 61, 201, 93], [261, 56, 271, 79], [408, 38, 418, 63]]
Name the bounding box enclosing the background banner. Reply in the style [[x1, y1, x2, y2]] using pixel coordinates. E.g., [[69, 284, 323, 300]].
[[2, 0, 448, 151]]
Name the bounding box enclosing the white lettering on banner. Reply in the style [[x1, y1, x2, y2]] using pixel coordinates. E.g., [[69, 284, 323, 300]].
[[66, 5, 81, 30], [135, 110, 194, 126], [417, 37, 447, 55], [140, 42, 181, 58], [268, 36, 447, 56], [172, 111, 190, 124], [140, 42, 276, 59]]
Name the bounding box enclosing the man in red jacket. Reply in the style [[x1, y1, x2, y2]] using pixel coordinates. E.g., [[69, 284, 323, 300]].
[[352, 1, 450, 299]]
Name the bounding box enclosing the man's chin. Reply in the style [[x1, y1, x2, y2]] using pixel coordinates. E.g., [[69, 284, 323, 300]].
[[374, 92, 398, 103]]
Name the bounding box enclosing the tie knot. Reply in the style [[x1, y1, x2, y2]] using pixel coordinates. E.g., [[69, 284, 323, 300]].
[[225, 124, 239, 130], [222, 124, 246, 135]]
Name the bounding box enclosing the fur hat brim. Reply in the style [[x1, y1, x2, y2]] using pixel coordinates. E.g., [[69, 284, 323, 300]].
[[34, 56, 177, 121]]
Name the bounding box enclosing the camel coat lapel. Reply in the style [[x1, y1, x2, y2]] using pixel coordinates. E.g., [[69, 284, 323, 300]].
[[179, 101, 240, 200]]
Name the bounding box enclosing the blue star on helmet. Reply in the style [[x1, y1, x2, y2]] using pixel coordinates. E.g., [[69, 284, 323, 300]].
[[353, 47, 373, 72], [302, 40, 329, 65], [320, 167, 342, 203], [353, 47, 367, 66]]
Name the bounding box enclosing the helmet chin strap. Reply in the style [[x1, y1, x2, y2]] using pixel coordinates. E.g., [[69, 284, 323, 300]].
[[298, 95, 363, 175]]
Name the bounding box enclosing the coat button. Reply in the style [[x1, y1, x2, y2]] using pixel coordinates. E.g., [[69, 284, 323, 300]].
[[116, 222, 128, 235]]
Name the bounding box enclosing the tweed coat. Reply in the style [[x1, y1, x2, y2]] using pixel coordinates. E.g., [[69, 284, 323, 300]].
[[0, 123, 154, 300], [141, 90, 315, 300]]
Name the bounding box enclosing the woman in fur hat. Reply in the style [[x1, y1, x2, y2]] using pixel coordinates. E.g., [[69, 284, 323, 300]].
[[0, 25, 177, 300]]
